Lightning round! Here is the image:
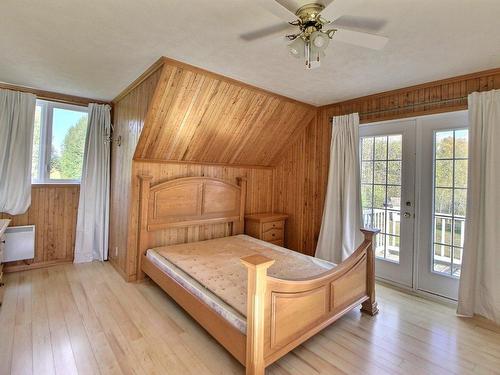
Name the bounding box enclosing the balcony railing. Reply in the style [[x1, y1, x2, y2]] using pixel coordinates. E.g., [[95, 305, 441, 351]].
[[364, 208, 464, 274], [363, 209, 399, 260]]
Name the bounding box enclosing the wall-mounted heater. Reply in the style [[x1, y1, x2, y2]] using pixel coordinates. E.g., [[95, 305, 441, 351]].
[[4, 225, 35, 262]]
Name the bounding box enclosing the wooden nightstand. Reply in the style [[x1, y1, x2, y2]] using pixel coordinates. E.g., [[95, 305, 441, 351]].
[[244, 213, 288, 247]]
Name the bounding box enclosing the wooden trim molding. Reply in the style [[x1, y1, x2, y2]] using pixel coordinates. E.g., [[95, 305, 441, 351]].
[[4, 259, 73, 273], [133, 158, 275, 170], [31, 183, 80, 188], [0, 81, 110, 106]]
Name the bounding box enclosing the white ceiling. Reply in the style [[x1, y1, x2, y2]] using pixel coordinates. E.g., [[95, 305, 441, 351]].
[[1, 0, 499, 106]]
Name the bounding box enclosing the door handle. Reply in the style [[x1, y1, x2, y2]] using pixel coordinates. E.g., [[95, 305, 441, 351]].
[[403, 212, 411, 218]]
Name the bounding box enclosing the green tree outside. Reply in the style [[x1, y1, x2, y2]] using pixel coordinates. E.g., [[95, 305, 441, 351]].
[[59, 116, 88, 179]]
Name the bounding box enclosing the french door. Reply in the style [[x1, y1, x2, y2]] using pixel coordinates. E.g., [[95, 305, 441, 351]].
[[359, 120, 416, 287], [416, 111, 468, 299], [360, 111, 469, 300]]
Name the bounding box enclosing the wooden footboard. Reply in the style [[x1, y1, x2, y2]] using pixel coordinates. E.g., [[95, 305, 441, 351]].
[[241, 228, 379, 375]]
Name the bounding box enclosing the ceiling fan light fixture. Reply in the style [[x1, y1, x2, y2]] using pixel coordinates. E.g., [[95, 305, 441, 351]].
[[247, 0, 389, 70], [310, 31, 330, 50], [288, 37, 305, 58]]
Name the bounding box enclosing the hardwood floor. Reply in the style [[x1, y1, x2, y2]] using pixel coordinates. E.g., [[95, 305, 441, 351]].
[[0, 262, 499, 375]]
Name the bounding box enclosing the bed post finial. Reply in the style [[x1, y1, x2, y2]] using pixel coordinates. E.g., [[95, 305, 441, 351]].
[[241, 254, 274, 375], [234, 177, 247, 235], [360, 228, 380, 316]]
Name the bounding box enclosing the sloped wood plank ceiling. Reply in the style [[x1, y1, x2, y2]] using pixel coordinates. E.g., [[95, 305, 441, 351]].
[[133, 58, 316, 167]]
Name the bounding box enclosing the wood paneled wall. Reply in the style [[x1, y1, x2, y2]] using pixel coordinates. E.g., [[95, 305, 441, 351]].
[[0, 185, 79, 271], [134, 58, 316, 167], [108, 61, 164, 279], [273, 118, 330, 256]]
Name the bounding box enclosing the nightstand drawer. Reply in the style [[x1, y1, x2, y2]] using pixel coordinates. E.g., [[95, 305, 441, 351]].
[[263, 228, 283, 242], [262, 221, 283, 232]]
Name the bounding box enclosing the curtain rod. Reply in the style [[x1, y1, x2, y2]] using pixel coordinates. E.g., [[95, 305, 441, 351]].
[[329, 95, 468, 120], [0, 82, 109, 107]]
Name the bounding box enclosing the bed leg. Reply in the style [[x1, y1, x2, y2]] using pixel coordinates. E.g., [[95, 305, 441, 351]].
[[241, 255, 275, 375], [360, 228, 379, 316], [137, 269, 146, 281]]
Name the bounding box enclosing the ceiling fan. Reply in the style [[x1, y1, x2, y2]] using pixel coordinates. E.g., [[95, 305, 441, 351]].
[[242, 0, 389, 69]]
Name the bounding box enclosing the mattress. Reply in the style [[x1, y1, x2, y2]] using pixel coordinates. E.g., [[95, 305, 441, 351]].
[[146, 234, 336, 333]]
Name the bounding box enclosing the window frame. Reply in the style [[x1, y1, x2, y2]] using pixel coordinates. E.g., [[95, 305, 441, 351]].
[[32, 99, 88, 184]]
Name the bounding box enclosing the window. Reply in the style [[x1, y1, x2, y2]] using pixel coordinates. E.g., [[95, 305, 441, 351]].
[[432, 129, 468, 277], [32, 100, 88, 183]]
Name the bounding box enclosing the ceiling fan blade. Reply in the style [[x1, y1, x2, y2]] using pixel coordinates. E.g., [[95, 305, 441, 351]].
[[333, 15, 387, 32], [255, 0, 297, 21], [333, 28, 388, 50], [319, 0, 349, 22], [240, 23, 294, 41]]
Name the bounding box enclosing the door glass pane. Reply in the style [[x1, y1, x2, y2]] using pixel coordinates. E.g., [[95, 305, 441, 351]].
[[374, 162, 386, 184], [453, 189, 467, 216], [388, 135, 402, 159], [361, 184, 373, 209], [435, 131, 454, 158], [373, 185, 386, 209], [374, 137, 387, 160], [361, 137, 374, 160], [432, 129, 468, 277], [435, 160, 453, 187], [386, 186, 401, 210], [361, 162, 373, 183], [386, 235, 400, 262], [434, 216, 452, 245], [454, 160, 468, 187], [434, 188, 453, 215], [387, 161, 401, 185], [454, 129, 468, 158], [360, 134, 402, 263], [386, 211, 400, 236]]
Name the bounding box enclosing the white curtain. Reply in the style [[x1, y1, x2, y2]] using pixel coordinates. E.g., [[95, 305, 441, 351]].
[[0, 89, 36, 215], [316, 113, 363, 264], [457, 89, 500, 324], [74, 103, 111, 263]]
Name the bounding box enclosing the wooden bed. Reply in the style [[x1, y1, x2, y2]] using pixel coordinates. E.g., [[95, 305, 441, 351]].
[[137, 175, 379, 375]]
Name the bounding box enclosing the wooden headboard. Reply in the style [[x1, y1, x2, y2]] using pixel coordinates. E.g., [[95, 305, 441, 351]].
[[137, 175, 247, 275]]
